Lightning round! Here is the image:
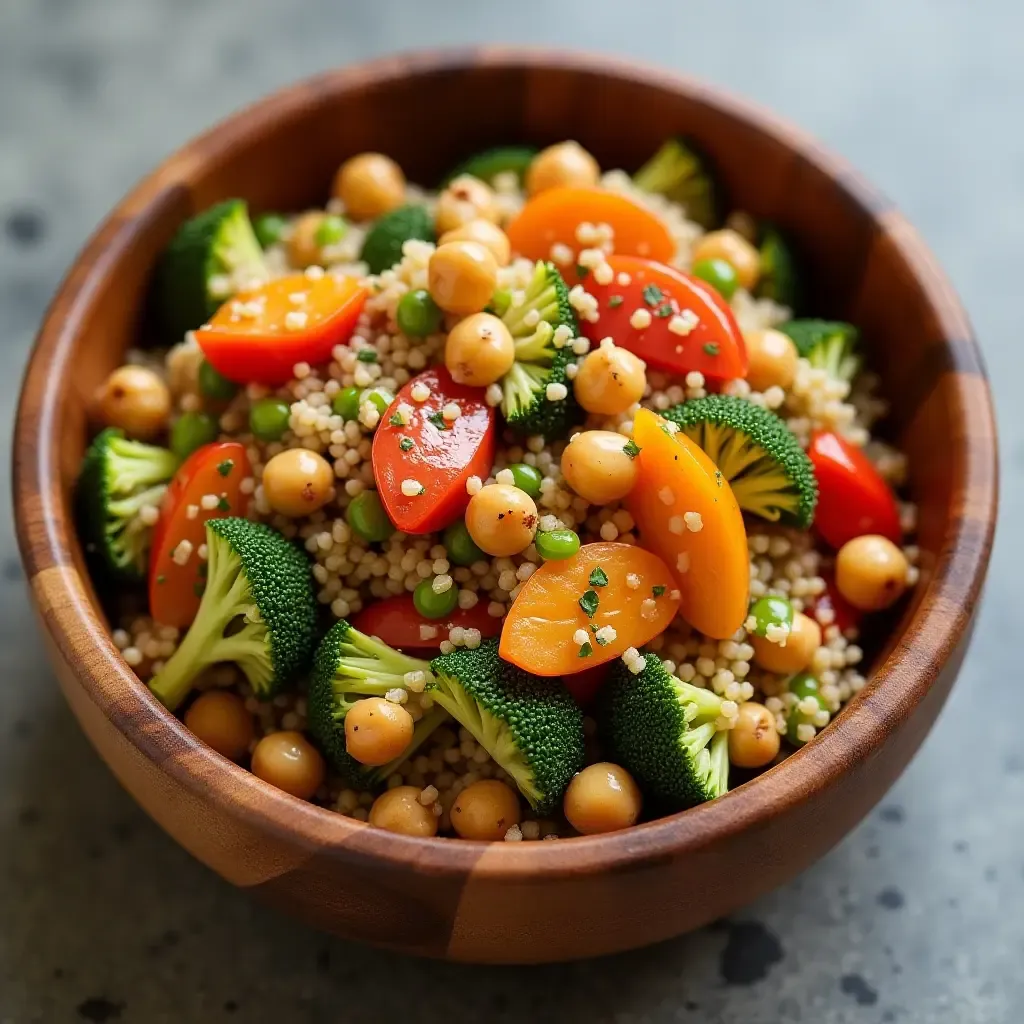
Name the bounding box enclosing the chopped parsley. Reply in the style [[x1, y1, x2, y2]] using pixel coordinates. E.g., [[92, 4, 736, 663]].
[[593, 632, 610, 647], [652, 585, 666, 598], [579, 589, 599, 618], [356, 350, 378, 363], [622, 439, 641, 460], [703, 342, 720, 356], [608, 295, 624, 308], [216, 496, 231, 512], [589, 567, 609, 587], [193, 582, 206, 598], [641, 283, 664, 307], [578, 642, 594, 658], [399, 437, 414, 452], [427, 411, 447, 430], [576, 265, 590, 279], [216, 459, 234, 478], [715, 469, 723, 487], [389, 411, 404, 426], [655, 303, 674, 318], [155, 574, 166, 586]]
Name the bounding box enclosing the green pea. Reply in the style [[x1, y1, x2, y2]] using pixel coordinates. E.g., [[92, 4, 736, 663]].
[[486, 288, 512, 318], [249, 398, 291, 442], [414, 577, 459, 619], [253, 212, 287, 249], [507, 463, 543, 499], [332, 386, 361, 421], [198, 360, 239, 401], [787, 672, 823, 704], [396, 289, 443, 337], [345, 490, 395, 543], [535, 528, 581, 561], [443, 520, 486, 567], [315, 214, 348, 248], [691, 257, 739, 300], [748, 595, 794, 638], [171, 411, 218, 459], [360, 387, 393, 417]]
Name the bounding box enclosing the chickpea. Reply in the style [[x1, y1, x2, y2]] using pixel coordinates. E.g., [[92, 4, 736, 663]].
[[344, 697, 414, 767], [744, 329, 798, 392], [250, 730, 325, 801], [332, 152, 405, 221], [286, 211, 328, 269], [561, 430, 640, 505], [368, 786, 438, 838], [451, 780, 521, 840], [262, 449, 334, 517], [751, 610, 821, 675], [184, 690, 256, 762], [94, 365, 171, 440], [563, 762, 642, 835], [836, 534, 908, 611], [691, 229, 762, 291], [445, 313, 515, 387], [526, 141, 600, 197], [434, 175, 501, 235], [465, 483, 538, 557], [728, 702, 781, 769], [573, 341, 647, 415], [428, 240, 498, 316], [439, 218, 511, 265]]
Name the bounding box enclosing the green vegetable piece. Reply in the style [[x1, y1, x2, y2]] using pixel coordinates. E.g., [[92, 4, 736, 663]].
[[249, 398, 291, 441], [414, 577, 459, 619], [622, 439, 641, 459], [652, 585, 666, 597], [579, 642, 594, 658], [345, 490, 395, 543], [148, 518, 317, 711], [430, 639, 585, 813], [332, 386, 361, 422], [360, 205, 435, 275], [396, 288, 443, 337], [76, 428, 178, 581], [691, 257, 738, 300], [589, 567, 609, 587], [315, 214, 348, 248], [486, 288, 513, 318], [778, 320, 861, 383], [171, 412, 218, 459], [361, 387, 393, 417], [786, 672, 827, 746], [154, 199, 267, 342], [535, 528, 580, 561], [641, 283, 664, 307], [748, 595, 795, 638], [442, 145, 538, 187], [633, 137, 720, 229], [507, 463, 543, 498], [664, 394, 817, 529], [443, 520, 486, 567], [600, 652, 730, 810], [399, 437, 414, 452], [198, 359, 239, 401], [579, 589, 599, 617], [756, 223, 799, 309], [253, 212, 287, 249]]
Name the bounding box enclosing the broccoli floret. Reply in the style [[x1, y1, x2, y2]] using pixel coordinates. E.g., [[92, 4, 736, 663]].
[[442, 146, 538, 187], [360, 205, 435, 275], [149, 518, 316, 711], [664, 394, 817, 529], [778, 319, 861, 384], [77, 428, 179, 581], [307, 620, 448, 785], [429, 639, 585, 814], [633, 137, 719, 229], [601, 653, 730, 811], [755, 223, 799, 310], [499, 261, 583, 440]]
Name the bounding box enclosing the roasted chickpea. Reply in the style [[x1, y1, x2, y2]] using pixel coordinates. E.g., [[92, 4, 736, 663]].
[[836, 534, 908, 611], [262, 448, 334, 517], [434, 175, 501, 235], [286, 211, 328, 269], [563, 763, 642, 835], [250, 731, 325, 800], [439, 218, 511, 265], [560, 430, 640, 505], [751, 610, 821, 675], [332, 152, 405, 221], [728, 702, 781, 769], [744, 328, 798, 392], [573, 340, 647, 415], [465, 483, 538, 557], [526, 141, 600, 196], [184, 691, 255, 762], [344, 697, 414, 767], [691, 229, 762, 291], [451, 780, 521, 841], [369, 786, 438, 837], [428, 240, 499, 316], [94, 365, 171, 440], [445, 312, 516, 387]]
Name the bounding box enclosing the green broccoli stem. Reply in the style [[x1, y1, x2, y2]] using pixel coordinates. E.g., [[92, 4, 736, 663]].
[[676, 680, 725, 726], [108, 484, 168, 521], [707, 731, 730, 797], [335, 627, 432, 684], [371, 705, 450, 782]]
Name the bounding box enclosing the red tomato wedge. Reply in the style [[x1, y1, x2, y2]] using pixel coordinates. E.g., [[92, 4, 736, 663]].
[[196, 272, 368, 385], [563, 664, 610, 709], [808, 570, 863, 636], [506, 187, 675, 264], [581, 255, 748, 381], [808, 430, 901, 549], [350, 595, 501, 653], [372, 367, 496, 535], [148, 441, 252, 628]]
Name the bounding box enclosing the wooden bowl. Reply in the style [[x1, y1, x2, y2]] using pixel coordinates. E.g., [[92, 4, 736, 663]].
[[13, 49, 997, 963]]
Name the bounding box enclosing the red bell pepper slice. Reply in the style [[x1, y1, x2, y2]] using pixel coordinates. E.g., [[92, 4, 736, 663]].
[[350, 594, 501, 653], [563, 664, 610, 709], [808, 569, 863, 636]]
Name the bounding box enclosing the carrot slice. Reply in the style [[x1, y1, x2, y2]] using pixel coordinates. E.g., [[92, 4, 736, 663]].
[[506, 187, 675, 264], [626, 409, 749, 639], [499, 541, 680, 677]]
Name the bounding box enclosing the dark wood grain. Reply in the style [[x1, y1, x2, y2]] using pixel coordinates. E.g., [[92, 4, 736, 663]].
[[12, 48, 998, 963]]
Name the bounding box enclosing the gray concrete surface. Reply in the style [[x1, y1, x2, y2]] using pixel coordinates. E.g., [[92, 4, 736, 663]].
[[0, 1, 1019, 1021]]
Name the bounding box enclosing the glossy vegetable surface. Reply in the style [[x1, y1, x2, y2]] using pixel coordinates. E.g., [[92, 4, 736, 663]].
[[349, 594, 501, 652]]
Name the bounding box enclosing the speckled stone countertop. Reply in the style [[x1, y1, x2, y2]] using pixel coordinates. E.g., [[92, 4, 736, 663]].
[[0, 1, 1019, 1021]]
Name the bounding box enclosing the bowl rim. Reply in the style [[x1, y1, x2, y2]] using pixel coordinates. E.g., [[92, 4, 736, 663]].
[[13, 46, 998, 880]]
